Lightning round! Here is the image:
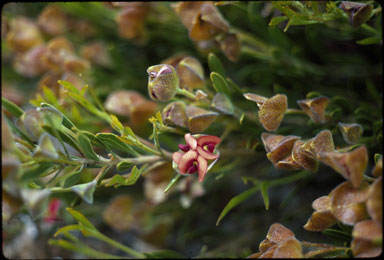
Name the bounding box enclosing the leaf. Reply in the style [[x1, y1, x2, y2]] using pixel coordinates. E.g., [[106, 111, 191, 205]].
[[71, 180, 97, 204], [59, 80, 80, 95], [116, 161, 132, 172], [54, 224, 83, 237], [76, 132, 99, 161], [2, 97, 24, 118], [374, 154, 382, 164], [41, 103, 76, 129], [216, 184, 260, 226], [42, 125, 81, 152], [42, 86, 60, 108], [356, 36, 381, 45], [260, 181, 270, 210], [66, 207, 96, 230], [33, 133, 59, 158], [322, 229, 352, 242], [96, 133, 138, 156], [210, 72, 231, 97], [144, 250, 185, 259], [164, 174, 182, 193], [110, 114, 124, 133], [103, 166, 144, 187], [21, 162, 54, 182], [269, 16, 288, 26], [208, 52, 226, 76]]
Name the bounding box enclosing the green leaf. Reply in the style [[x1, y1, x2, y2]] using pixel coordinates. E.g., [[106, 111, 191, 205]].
[[71, 180, 97, 204], [54, 224, 83, 237], [103, 166, 143, 187], [66, 207, 96, 230], [116, 161, 132, 172], [42, 125, 81, 152], [306, 91, 322, 99], [226, 77, 243, 94], [374, 153, 382, 164], [41, 103, 76, 129], [210, 72, 231, 97], [96, 133, 138, 156], [21, 162, 54, 182], [164, 174, 182, 193], [110, 114, 124, 133], [322, 228, 352, 242], [356, 36, 381, 45], [260, 181, 270, 210], [216, 184, 260, 226], [269, 16, 288, 26], [208, 52, 226, 76], [59, 80, 81, 95], [76, 132, 99, 161], [144, 250, 185, 259], [2, 97, 24, 118]]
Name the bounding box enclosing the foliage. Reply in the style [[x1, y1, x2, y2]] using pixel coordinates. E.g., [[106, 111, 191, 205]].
[[2, 1, 382, 258]]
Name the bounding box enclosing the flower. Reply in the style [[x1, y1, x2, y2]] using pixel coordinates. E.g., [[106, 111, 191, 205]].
[[44, 198, 61, 224], [172, 133, 221, 182]]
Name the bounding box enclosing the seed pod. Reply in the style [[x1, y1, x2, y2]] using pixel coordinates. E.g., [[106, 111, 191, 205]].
[[297, 96, 329, 124], [338, 122, 363, 144], [6, 16, 44, 52], [37, 5, 68, 36], [13, 45, 49, 77], [147, 64, 179, 102], [219, 33, 240, 62], [340, 1, 373, 28], [261, 133, 300, 164], [211, 93, 234, 115], [177, 57, 205, 90], [162, 101, 188, 128], [185, 105, 218, 134], [115, 3, 149, 41]]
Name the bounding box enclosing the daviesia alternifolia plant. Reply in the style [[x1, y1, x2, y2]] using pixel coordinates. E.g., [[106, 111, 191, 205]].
[[2, 1, 382, 258]]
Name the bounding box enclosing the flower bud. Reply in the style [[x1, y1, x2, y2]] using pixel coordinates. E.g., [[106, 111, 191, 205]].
[[147, 64, 179, 102], [162, 101, 187, 128]]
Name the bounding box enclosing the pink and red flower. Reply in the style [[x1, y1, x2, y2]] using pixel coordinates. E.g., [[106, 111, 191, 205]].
[[173, 133, 221, 182], [44, 198, 61, 224]]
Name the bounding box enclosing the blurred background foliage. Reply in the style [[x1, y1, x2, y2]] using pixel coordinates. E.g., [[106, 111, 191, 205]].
[[2, 1, 382, 258]]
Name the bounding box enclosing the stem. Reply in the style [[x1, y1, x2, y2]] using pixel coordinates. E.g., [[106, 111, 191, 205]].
[[93, 231, 145, 258], [177, 87, 197, 100], [285, 108, 307, 115]]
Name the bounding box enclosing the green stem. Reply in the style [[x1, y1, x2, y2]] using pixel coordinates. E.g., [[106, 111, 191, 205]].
[[92, 231, 145, 258], [177, 88, 197, 100]]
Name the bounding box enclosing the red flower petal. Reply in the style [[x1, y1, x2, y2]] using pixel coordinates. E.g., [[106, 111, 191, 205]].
[[172, 151, 184, 164], [178, 150, 198, 174], [185, 133, 197, 150], [196, 135, 221, 146], [197, 155, 208, 182], [197, 145, 219, 160]]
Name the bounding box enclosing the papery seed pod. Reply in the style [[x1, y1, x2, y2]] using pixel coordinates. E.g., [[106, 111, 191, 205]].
[[2, 82, 25, 106], [6, 16, 44, 53], [162, 53, 188, 68], [351, 220, 382, 257], [2, 155, 21, 180], [19, 109, 45, 141], [329, 181, 370, 225], [297, 96, 329, 124], [80, 41, 111, 67], [116, 3, 150, 41], [261, 132, 300, 164], [162, 101, 188, 128], [63, 56, 90, 74], [275, 155, 302, 170], [13, 45, 49, 77], [303, 196, 337, 232], [310, 129, 335, 158], [292, 140, 318, 172], [340, 1, 373, 28], [185, 105, 218, 133], [321, 146, 368, 188], [71, 19, 96, 39], [219, 33, 240, 62], [42, 37, 75, 73], [105, 90, 154, 115], [37, 5, 68, 36], [366, 177, 382, 223], [177, 57, 205, 90], [338, 122, 363, 144], [147, 64, 179, 102], [245, 93, 287, 131], [38, 73, 63, 97], [61, 72, 87, 91], [211, 93, 234, 115], [372, 157, 382, 177], [195, 39, 221, 56], [33, 133, 59, 159]]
